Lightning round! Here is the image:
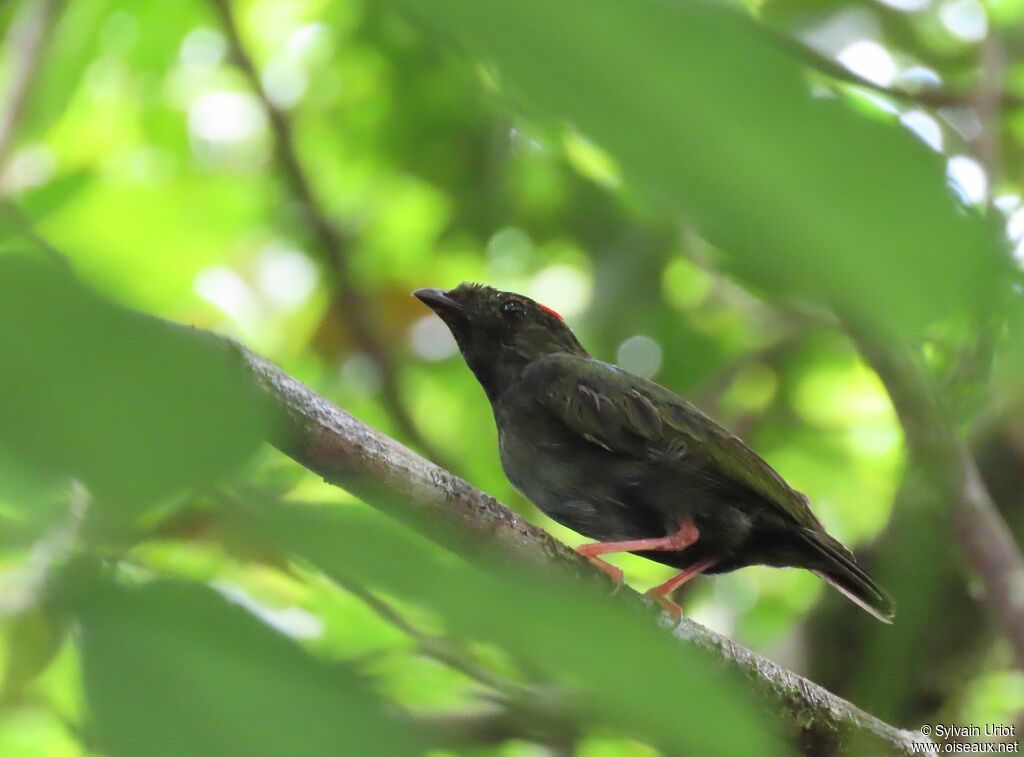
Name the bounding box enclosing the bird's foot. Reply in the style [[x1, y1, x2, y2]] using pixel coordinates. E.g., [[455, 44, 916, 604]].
[[575, 521, 709, 600], [643, 557, 719, 624], [577, 551, 624, 587], [644, 589, 683, 623]]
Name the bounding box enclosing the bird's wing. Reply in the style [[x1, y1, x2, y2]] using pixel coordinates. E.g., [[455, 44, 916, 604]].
[[521, 353, 824, 530]]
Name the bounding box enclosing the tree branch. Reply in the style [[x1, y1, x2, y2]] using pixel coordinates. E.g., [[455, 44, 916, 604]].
[[847, 323, 1024, 669], [208, 0, 449, 468], [0, 0, 61, 176], [232, 339, 932, 755]]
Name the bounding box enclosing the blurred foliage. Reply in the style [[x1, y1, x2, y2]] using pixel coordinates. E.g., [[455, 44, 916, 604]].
[[396, 0, 1006, 335], [0, 254, 266, 514], [259, 501, 787, 755], [69, 571, 419, 757], [0, 0, 1022, 754]]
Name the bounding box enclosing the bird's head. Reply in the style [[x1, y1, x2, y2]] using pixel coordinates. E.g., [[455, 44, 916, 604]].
[[414, 283, 586, 400]]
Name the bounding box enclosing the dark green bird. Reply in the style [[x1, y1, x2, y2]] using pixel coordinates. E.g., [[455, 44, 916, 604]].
[[414, 283, 894, 622]]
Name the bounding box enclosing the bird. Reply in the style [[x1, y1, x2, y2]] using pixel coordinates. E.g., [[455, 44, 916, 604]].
[[413, 283, 894, 622]]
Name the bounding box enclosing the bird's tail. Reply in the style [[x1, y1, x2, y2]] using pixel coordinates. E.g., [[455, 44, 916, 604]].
[[800, 528, 895, 623]]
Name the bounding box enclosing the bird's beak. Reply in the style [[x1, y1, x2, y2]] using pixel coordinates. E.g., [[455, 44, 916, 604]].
[[412, 288, 463, 314]]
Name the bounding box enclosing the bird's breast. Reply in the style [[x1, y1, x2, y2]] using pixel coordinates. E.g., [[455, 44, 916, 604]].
[[494, 405, 662, 542]]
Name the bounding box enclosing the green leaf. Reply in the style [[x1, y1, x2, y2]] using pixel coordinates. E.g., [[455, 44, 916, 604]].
[[256, 502, 791, 757], [0, 253, 267, 510], [389, 0, 1006, 333], [13, 171, 92, 222], [71, 575, 420, 757]]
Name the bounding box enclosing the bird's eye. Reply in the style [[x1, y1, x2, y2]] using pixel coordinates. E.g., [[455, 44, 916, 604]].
[[500, 299, 525, 319]]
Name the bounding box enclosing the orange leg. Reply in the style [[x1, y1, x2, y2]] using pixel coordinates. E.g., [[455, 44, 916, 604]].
[[575, 519, 701, 587], [644, 557, 719, 621]]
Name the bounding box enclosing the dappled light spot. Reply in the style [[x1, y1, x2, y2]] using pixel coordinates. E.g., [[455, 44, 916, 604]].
[[837, 39, 897, 87], [798, 8, 880, 59], [529, 264, 590, 318], [485, 226, 533, 276], [959, 672, 1024, 730], [1005, 205, 1024, 241], [0, 144, 55, 192], [714, 570, 761, 617], [287, 23, 332, 66], [939, 0, 988, 42], [213, 582, 324, 640], [876, 0, 932, 10], [893, 65, 942, 91], [792, 359, 895, 428], [994, 194, 1021, 214], [946, 155, 988, 206], [256, 245, 319, 311], [180, 27, 226, 67], [899, 110, 943, 151], [188, 91, 268, 166], [1008, 204, 1024, 263], [189, 91, 265, 144], [194, 266, 260, 332], [616, 335, 663, 379], [997, 196, 1023, 266], [846, 426, 902, 458], [722, 364, 778, 414], [409, 314, 458, 361], [340, 353, 382, 394], [688, 595, 735, 638], [261, 58, 308, 109], [662, 257, 712, 310]]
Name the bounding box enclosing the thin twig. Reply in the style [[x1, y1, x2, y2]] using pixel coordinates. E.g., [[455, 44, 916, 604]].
[[0, 0, 61, 176], [332, 574, 535, 699], [141, 497, 572, 744], [344, 580, 580, 749], [413, 706, 576, 751], [972, 34, 1005, 176], [207, 0, 450, 468], [0, 480, 87, 618], [774, 31, 1024, 110]]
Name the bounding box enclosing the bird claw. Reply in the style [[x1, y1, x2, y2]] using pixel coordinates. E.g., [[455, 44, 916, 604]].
[[605, 564, 624, 586], [578, 551, 624, 588], [644, 589, 683, 624]]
